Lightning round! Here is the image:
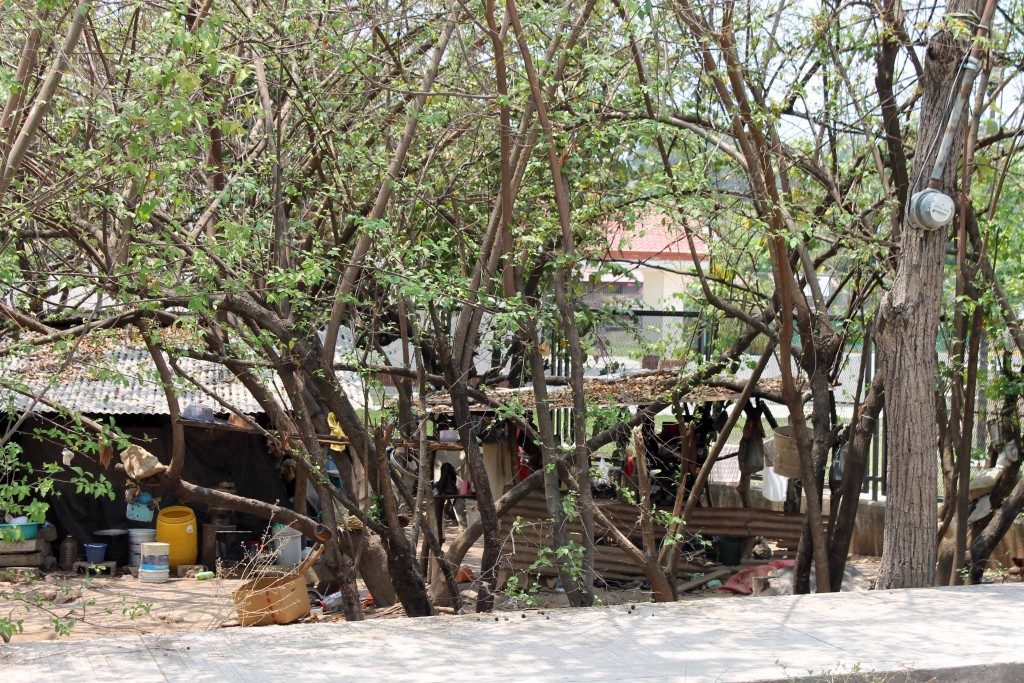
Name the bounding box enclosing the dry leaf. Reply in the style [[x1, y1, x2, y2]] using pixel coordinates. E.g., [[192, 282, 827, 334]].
[[99, 441, 113, 469]]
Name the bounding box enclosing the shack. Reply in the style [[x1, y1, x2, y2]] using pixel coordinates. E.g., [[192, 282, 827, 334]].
[[419, 370, 814, 587], [1, 337, 289, 564]]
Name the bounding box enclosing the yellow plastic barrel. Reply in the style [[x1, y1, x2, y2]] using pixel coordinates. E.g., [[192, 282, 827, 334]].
[[156, 506, 198, 571]]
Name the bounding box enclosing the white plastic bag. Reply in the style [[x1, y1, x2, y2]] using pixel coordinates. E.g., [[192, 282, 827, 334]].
[[969, 466, 1003, 500], [969, 494, 992, 523], [762, 466, 788, 502]]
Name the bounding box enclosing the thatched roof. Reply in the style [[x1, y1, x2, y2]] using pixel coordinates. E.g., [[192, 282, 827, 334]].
[[421, 371, 792, 413]]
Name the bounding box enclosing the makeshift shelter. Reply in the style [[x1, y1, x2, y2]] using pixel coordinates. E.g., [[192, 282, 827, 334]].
[[419, 370, 813, 585], [1, 339, 290, 550]]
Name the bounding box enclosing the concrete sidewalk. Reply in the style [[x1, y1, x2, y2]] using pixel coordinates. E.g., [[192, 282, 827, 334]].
[[2, 584, 1022, 682]]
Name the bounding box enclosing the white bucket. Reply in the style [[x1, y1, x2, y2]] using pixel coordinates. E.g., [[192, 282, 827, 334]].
[[128, 529, 157, 567], [273, 527, 303, 566], [140, 541, 170, 571], [138, 568, 169, 584]]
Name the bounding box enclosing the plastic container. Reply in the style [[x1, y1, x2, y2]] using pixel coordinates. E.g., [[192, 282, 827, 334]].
[[772, 426, 802, 479], [0, 522, 40, 540], [126, 502, 154, 522], [140, 541, 170, 571], [84, 543, 107, 564], [128, 528, 157, 567], [94, 529, 129, 566], [138, 568, 170, 584], [272, 525, 303, 566], [232, 575, 310, 626], [59, 535, 78, 570], [714, 535, 744, 566], [127, 493, 155, 522], [156, 506, 198, 571]]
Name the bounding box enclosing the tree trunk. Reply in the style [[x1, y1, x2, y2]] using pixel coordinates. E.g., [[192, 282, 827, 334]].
[[794, 353, 838, 594], [528, 337, 586, 604], [966, 400, 1024, 583], [448, 380, 503, 612], [875, 0, 984, 590], [826, 382, 883, 591], [336, 528, 397, 608]]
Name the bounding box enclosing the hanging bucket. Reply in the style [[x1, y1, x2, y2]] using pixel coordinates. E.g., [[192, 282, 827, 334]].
[[772, 426, 803, 479], [128, 528, 157, 567], [156, 506, 198, 571]]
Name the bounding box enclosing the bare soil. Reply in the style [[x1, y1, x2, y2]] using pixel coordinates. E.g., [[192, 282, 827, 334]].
[[2, 572, 245, 642], [1, 529, 886, 643]]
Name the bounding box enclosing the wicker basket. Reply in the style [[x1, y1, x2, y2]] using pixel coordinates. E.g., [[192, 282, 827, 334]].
[[772, 426, 803, 479]]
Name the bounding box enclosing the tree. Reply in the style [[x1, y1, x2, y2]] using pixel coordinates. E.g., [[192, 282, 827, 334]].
[[5, 0, 1024, 625], [875, 0, 990, 589]]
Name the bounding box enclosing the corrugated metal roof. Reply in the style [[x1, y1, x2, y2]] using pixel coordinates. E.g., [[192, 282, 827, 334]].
[[1, 323, 466, 417], [3, 347, 278, 416]]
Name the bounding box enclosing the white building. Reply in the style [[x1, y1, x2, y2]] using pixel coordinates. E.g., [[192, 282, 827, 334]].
[[584, 214, 709, 310]]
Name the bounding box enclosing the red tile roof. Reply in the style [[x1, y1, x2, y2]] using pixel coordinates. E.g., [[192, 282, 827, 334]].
[[603, 214, 707, 262]]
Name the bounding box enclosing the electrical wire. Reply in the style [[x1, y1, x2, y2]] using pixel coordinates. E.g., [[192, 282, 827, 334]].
[[910, 54, 970, 196]]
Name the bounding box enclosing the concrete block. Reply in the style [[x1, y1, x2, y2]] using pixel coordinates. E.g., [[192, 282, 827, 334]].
[[73, 560, 116, 575], [0, 566, 41, 581], [0, 538, 47, 554], [0, 552, 42, 567], [177, 564, 208, 578]]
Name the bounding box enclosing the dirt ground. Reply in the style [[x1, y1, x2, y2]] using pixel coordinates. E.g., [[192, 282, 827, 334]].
[[1, 572, 246, 642], [0, 528, 888, 643]]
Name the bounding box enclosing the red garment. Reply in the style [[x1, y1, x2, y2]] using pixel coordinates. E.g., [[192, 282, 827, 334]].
[[518, 453, 532, 481], [719, 559, 795, 595]]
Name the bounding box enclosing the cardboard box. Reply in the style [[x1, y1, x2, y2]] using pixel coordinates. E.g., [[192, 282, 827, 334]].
[[232, 575, 310, 626]]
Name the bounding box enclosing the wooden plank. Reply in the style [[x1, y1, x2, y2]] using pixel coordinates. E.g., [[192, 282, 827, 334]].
[[504, 490, 820, 582], [676, 568, 731, 593], [0, 552, 42, 567]]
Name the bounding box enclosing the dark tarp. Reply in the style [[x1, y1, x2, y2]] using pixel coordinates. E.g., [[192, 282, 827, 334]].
[[15, 415, 288, 548]]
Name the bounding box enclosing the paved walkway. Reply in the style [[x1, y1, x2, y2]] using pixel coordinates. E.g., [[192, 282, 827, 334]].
[[3, 584, 1023, 682]]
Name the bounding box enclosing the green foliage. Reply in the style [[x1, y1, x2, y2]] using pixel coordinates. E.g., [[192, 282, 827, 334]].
[[1, 0, 1024, 620]]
